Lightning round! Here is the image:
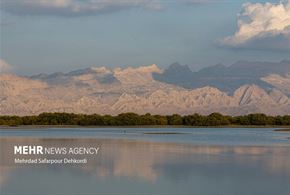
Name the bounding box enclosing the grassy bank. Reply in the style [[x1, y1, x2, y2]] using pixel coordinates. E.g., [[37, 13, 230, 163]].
[[0, 112, 289, 127]]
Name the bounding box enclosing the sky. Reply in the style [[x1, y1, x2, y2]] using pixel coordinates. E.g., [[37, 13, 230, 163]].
[[0, 0, 289, 75]]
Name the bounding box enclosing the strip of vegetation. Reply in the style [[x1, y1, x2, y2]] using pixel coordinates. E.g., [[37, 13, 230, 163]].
[[0, 112, 289, 127]]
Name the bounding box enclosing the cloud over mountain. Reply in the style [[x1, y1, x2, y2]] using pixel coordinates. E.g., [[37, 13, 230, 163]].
[[221, 0, 290, 51], [0, 59, 13, 73]]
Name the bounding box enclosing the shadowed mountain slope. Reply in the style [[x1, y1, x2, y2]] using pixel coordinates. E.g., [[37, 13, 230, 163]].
[[153, 60, 290, 93]]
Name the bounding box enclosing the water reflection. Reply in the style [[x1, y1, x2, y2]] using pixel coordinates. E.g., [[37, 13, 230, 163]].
[[1, 137, 290, 195]]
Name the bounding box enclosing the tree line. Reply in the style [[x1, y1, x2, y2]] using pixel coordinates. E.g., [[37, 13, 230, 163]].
[[0, 112, 289, 126]]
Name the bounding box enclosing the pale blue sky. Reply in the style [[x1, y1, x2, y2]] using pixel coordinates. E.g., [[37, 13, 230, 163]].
[[1, 0, 289, 75]]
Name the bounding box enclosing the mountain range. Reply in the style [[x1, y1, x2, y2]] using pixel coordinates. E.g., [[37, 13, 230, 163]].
[[1, 61, 289, 116]]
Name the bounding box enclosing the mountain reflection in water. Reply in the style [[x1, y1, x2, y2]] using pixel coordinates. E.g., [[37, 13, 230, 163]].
[[1, 137, 290, 195]]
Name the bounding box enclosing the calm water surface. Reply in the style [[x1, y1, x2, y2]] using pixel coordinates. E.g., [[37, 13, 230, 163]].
[[0, 128, 290, 195]]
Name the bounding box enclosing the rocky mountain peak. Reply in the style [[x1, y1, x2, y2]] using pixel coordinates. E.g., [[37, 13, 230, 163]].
[[113, 64, 162, 84]]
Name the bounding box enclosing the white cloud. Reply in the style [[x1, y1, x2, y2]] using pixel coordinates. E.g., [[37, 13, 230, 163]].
[[2, 0, 165, 16], [221, 0, 290, 51], [2, 0, 215, 16], [0, 59, 13, 73]]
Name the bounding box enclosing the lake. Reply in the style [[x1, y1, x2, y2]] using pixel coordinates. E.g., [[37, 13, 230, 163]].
[[1, 128, 290, 195]]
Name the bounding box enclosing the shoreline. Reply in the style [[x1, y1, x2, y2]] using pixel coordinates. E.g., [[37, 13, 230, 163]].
[[1, 125, 290, 129]]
